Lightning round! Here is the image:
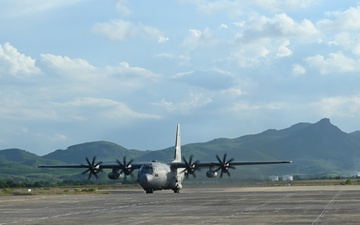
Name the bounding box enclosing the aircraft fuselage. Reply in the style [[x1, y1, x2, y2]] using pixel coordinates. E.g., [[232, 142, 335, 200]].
[[137, 161, 184, 193]]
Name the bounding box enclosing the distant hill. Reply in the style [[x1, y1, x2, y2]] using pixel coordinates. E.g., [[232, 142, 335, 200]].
[[228, 118, 360, 176], [350, 130, 360, 139], [0, 149, 69, 180], [0, 148, 63, 166], [1, 118, 360, 181], [42, 141, 147, 164], [0, 148, 40, 164]]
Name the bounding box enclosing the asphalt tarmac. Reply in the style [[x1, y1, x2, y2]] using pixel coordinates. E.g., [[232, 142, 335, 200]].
[[1, 185, 360, 225]]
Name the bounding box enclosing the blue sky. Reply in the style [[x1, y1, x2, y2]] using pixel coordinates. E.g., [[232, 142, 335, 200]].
[[1, 1, 360, 155]]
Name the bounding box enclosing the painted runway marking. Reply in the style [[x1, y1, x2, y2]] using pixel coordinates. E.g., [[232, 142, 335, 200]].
[[311, 191, 342, 225]]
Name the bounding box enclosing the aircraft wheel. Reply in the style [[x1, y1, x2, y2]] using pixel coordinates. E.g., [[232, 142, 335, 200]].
[[146, 189, 153, 194], [173, 189, 180, 193]]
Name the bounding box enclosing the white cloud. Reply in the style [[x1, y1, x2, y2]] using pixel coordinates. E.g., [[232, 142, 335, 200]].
[[221, 88, 244, 97], [230, 101, 285, 116], [317, 6, 360, 57], [182, 28, 216, 49], [238, 13, 319, 42], [311, 95, 360, 117], [292, 64, 306, 76], [115, 0, 131, 16], [0, 0, 84, 19], [37, 54, 163, 107], [154, 92, 212, 113], [40, 54, 160, 87], [53, 133, 68, 141], [220, 23, 228, 29], [230, 40, 271, 67], [106, 61, 161, 81], [173, 70, 235, 90], [0, 43, 41, 77], [318, 6, 360, 31], [158, 36, 170, 43], [306, 52, 359, 74], [156, 53, 191, 65], [0, 94, 59, 121], [233, 21, 245, 27], [276, 39, 292, 57], [329, 32, 360, 56], [40, 54, 95, 72], [39, 54, 97, 82], [64, 97, 161, 120], [231, 13, 318, 67], [92, 19, 168, 43], [92, 20, 136, 41]]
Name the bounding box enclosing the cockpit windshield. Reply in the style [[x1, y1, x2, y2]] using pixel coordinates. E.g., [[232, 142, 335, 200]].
[[139, 164, 153, 174]]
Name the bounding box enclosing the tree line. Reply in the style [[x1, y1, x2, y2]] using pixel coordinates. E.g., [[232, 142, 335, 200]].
[[0, 179, 96, 189]]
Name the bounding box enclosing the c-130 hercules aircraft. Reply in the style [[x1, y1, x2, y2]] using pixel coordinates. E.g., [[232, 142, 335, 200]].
[[38, 125, 291, 193]]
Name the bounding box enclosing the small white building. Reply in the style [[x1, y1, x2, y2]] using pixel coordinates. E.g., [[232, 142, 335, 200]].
[[269, 175, 279, 181], [282, 175, 294, 181]]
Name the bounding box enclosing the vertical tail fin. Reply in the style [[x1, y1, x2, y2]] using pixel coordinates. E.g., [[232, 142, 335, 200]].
[[173, 124, 181, 162]]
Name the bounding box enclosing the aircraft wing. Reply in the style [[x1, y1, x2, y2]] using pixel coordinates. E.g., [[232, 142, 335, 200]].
[[37, 163, 143, 169], [37, 156, 143, 179], [194, 160, 292, 168], [171, 160, 292, 170], [171, 154, 292, 178]]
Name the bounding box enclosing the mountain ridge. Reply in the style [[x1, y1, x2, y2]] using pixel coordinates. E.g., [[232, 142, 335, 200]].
[[1, 118, 360, 180]]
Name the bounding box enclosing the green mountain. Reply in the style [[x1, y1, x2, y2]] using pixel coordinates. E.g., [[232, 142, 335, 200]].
[[0, 148, 40, 164], [42, 141, 147, 164], [1, 118, 360, 181], [228, 118, 360, 176], [0, 149, 68, 180]]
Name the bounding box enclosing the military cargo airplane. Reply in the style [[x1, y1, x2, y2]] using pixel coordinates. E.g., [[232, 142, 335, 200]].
[[38, 124, 292, 193]]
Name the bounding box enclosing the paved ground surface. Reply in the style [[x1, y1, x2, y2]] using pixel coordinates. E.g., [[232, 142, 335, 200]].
[[1, 185, 360, 225]]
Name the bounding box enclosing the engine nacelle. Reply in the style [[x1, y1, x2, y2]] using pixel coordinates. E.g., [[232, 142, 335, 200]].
[[108, 172, 121, 180], [206, 170, 217, 178]]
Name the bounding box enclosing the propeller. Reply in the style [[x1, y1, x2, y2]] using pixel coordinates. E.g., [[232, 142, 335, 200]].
[[181, 155, 200, 178], [116, 156, 134, 181], [214, 154, 235, 178], [82, 156, 103, 180]]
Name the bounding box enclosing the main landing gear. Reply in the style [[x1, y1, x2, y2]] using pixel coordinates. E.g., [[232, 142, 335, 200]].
[[145, 188, 180, 194]]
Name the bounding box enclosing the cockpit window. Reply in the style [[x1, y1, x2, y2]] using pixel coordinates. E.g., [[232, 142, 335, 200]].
[[139, 164, 153, 174]]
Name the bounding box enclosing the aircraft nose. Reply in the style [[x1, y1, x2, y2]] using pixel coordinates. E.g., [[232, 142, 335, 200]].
[[138, 173, 154, 186]]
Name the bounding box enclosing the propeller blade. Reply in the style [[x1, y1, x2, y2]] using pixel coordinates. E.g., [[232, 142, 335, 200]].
[[216, 155, 222, 163], [116, 156, 135, 180], [127, 159, 134, 167], [116, 159, 123, 168], [215, 154, 235, 178], [82, 156, 102, 180], [182, 155, 200, 178], [82, 168, 90, 175], [86, 157, 91, 165]]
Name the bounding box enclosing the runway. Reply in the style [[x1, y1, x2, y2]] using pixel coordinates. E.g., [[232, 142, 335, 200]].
[[1, 185, 360, 225]]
